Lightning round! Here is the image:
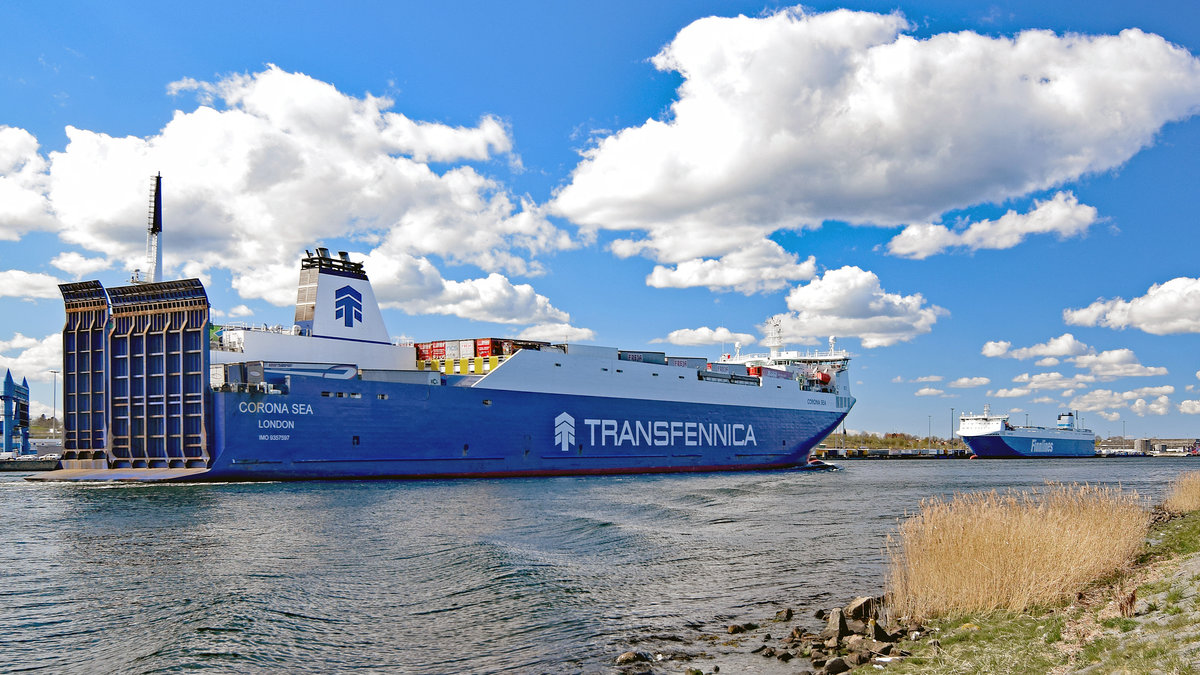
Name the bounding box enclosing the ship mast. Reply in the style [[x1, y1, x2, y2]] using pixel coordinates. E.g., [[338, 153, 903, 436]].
[[133, 173, 163, 284], [763, 317, 783, 359]]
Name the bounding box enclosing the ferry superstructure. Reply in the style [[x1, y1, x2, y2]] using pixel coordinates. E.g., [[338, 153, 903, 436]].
[[34, 247, 855, 482], [958, 405, 1096, 458]]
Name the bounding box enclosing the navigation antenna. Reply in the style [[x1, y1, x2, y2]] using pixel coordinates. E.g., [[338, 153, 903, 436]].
[[134, 173, 163, 284]]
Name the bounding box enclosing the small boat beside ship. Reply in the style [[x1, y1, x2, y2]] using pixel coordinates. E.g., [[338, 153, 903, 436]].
[[958, 405, 1096, 458]]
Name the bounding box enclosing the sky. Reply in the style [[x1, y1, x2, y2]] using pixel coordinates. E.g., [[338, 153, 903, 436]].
[[3, 1, 1200, 440]]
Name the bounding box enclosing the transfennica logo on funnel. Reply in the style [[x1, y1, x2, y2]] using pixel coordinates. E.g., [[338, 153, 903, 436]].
[[554, 412, 575, 452], [334, 285, 363, 328]]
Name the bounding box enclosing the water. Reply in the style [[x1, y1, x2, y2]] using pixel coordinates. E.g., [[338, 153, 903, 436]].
[[2, 458, 1195, 674]]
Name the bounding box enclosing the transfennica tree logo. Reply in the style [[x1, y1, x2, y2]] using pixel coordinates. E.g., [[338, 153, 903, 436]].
[[334, 285, 363, 328], [555, 412, 575, 452]]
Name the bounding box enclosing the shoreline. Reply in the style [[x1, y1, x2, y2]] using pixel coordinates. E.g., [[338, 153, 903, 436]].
[[615, 499, 1200, 674]]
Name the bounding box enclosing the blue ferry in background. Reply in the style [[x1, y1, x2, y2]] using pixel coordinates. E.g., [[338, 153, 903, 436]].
[[958, 405, 1096, 458], [31, 177, 855, 483]]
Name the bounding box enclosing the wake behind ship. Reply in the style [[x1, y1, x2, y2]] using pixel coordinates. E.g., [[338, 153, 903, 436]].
[[33, 247, 855, 482], [958, 405, 1096, 458]]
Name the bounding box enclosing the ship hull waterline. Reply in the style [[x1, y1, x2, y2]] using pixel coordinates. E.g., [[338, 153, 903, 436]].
[[32, 378, 848, 482], [963, 433, 1096, 459]]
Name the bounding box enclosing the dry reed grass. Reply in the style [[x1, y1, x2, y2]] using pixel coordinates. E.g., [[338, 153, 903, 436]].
[[885, 483, 1148, 621], [1162, 471, 1200, 513]]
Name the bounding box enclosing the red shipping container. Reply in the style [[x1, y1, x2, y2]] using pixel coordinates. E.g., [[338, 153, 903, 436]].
[[476, 338, 492, 358]]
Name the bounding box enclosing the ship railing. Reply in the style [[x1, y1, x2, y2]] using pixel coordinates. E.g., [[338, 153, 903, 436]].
[[418, 355, 508, 375]]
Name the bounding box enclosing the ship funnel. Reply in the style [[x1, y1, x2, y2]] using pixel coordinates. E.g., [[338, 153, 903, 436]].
[[293, 249, 391, 345]]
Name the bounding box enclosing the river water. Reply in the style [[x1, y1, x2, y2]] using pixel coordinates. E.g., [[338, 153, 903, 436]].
[[2, 458, 1195, 674]]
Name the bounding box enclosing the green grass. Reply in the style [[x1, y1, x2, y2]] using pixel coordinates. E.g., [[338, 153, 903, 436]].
[[1075, 634, 1199, 673], [1100, 616, 1139, 632], [1142, 511, 1200, 562], [883, 612, 1068, 675]]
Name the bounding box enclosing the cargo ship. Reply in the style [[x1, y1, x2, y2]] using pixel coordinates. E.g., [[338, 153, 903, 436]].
[[30, 179, 854, 482], [958, 405, 1096, 458]]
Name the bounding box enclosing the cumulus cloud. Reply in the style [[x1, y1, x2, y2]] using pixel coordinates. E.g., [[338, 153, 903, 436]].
[[0, 269, 63, 299], [988, 387, 1031, 398], [0, 126, 54, 240], [1065, 277, 1200, 334], [1130, 395, 1171, 416], [773, 266, 946, 348], [515, 323, 597, 343], [1069, 389, 1125, 411], [652, 326, 757, 346], [914, 375, 943, 383], [1012, 371, 1096, 390], [949, 376, 990, 388], [0, 332, 61, 383], [643, 242, 816, 294], [886, 192, 1098, 259], [982, 333, 1090, 359], [1180, 400, 1200, 415], [1071, 349, 1167, 379], [50, 251, 111, 278], [552, 7, 1200, 291], [1096, 411, 1122, 422], [0, 66, 575, 329], [915, 387, 944, 396], [1069, 386, 1175, 414]]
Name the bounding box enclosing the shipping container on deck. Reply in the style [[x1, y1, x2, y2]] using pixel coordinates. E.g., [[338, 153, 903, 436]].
[[618, 350, 667, 365], [458, 340, 475, 359], [707, 362, 749, 376]]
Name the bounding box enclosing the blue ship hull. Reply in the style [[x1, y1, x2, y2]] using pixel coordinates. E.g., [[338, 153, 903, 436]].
[[963, 434, 1095, 458], [204, 377, 846, 480]]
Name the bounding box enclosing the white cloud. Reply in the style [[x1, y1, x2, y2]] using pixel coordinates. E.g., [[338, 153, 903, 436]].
[[643, 241, 816, 294], [1012, 371, 1096, 390], [1065, 277, 1200, 335], [552, 7, 1200, 290], [981, 340, 1011, 357], [1130, 395, 1170, 417], [988, 387, 1031, 398], [652, 326, 753, 345], [914, 375, 943, 383], [1035, 357, 1060, 367], [949, 376, 989, 388], [774, 266, 947, 348], [0, 269, 63, 299], [0, 333, 62, 383], [1179, 400, 1200, 415], [227, 305, 254, 318], [981, 333, 1090, 360], [1124, 385, 1175, 398], [1, 66, 574, 328], [50, 251, 111, 278], [1070, 387, 1176, 414], [1070, 389, 1125, 411], [0, 126, 54, 240], [1070, 349, 1167, 379], [1097, 411, 1121, 422], [515, 323, 597, 343], [653, 326, 757, 346], [915, 387, 944, 397], [1030, 396, 1058, 404], [887, 192, 1098, 259]]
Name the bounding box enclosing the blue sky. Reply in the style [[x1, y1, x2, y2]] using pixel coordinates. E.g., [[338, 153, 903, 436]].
[[3, 1, 1200, 439]]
